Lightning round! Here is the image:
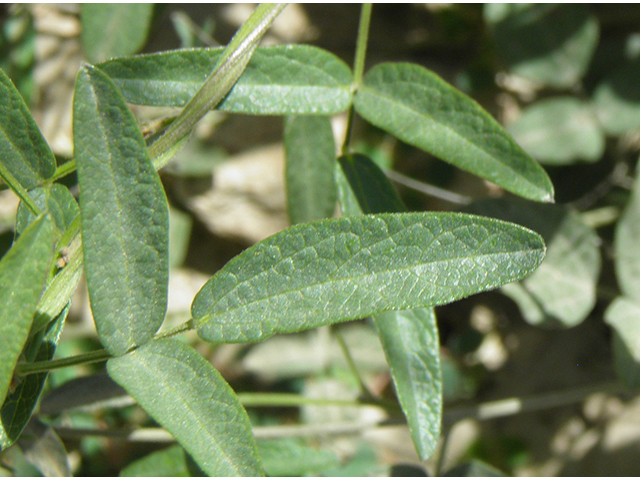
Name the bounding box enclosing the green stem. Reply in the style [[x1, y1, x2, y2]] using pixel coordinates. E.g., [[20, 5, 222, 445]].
[[47, 160, 77, 184], [334, 328, 374, 399], [15, 319, 195, 376], [341, 3, 372, 155], [148, 3, 287, 168], [238, 392, 366, 408], [0, 162, 41, 216]]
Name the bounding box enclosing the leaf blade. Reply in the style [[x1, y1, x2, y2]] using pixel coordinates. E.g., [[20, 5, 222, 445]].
[[284, 115, 337, 224], [107, 339, 263, 477], [615, 162, 640, 303], [192, 212, 546, 344], [353, 63, 554, 202], [98, 45, 353, 115], [0, 216, 53, 407], [74, 65, 169, 356], [0, 68, 55, 190]]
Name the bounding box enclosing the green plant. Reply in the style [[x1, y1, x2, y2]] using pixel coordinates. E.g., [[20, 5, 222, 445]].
[[0, 4, 560, 476]]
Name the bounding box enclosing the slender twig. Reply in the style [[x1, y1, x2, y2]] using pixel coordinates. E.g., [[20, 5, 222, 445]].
[[341, 3, 373, 155], [384, 169, 472, 205], [0, 162, 41, 216], [47, 160, 77, 184], [334, 328, 374, 399]]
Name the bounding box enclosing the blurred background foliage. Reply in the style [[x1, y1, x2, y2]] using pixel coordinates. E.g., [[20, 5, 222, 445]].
[[2, 3, 640, 476]]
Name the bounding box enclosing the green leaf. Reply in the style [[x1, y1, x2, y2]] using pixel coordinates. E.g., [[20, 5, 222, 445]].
[[0, 68, 55, 190], [335, 156, 441, 460], [80, 4, 154, 63], [353, 63, 554, 202], [16, 183, 79, 237], [284, 115, 337, 224], [120, 445, 205, 477], [464, 199, 600, 328], [107, 339, 262, 477], [74, 65, 169, 356], [605, 297, 640, 388], [192, 212, 546, 344], [258, 439, 340, 476], [336, 153, 405, 215], [593, 61, 640, 135], [507, 97, 604, 165], [484, 4, 599, 88], [0, 216, 53, 407], [97, 45, 353, 115], [374, 308, 441, 460], [615, 162, 640, 303], [1, 305, 68, 449], [0, 6, 35, 103]]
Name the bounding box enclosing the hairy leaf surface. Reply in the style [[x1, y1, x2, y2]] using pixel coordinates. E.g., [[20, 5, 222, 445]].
[[353, 63, 554, 202], [98, 45, 353, 114], [0, 216, 53, 407], [0, 68, 55, 190], [192, 213, 545, 343], [285, 116, 337, 224], [74, 65, 169, 356], [107, 339, 262, 476]]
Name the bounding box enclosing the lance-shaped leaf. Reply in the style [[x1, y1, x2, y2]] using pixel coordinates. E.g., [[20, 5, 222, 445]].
[[337, 154, 441, 460], [353, 63, 554, 202], [74, 65, 169, 356], [0, 216, 53, 407], [374, 308, 441, 460], [0, 68, 55, 190], [1, 305, 68, 449], [97, 45, 353, 115], [16, 183, 79, 237], [107, 339, 263, 477], [285, 116, 337, 224], [81, 4, 154, 63], [192, 212, 546, 344], [615, 162, 640, 303]]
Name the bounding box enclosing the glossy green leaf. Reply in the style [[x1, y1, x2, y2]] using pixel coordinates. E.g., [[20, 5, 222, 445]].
[[0, 68, 55, 190], [374, 308, 441, 460], [593, 61, 640, 135], [337, 153, 405, 215], [120, 445, 205, 477], [615, 162, 640, 303], [16, 183, 78, 237], [0, 216, 53, 407], [1, 305, 67, 449], [465, 199, 600, 328], [485, 4, 599, 88], [74, 65, 169, 356], [107, 339, 262, 477], [353, 63, 554, 202], [605, 297, 640, 388], [284, 115, 337, 224], [98, 45, 353, 115], [192, 212, 546, 344], [258, 439, 340, 476], [80, 4, 154, 63], [507, 97, 604, 165]]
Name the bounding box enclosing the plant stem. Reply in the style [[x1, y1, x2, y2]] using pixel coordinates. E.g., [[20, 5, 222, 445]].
[[47, 160, 77, 184], [148, 3, 287, 168], [341, 3, 373, 155], [0, 162, 41, 216], [334, 328, 374, 399], [237, 392, 369, 408], [15, 348, 110, 376]]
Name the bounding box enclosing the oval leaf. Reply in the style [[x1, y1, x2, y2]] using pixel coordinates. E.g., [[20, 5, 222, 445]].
[[615, 161, 640, 303], [353, 63, 554, 202], [107, 339, 263, 477], [74, 65, 169, 356], [284, 115, 337, 224], [374, 308, 441, 460], [192, 212, 546, 344], [485, 4, 599, 88], [0, 68, 55, 190], [0, 216, 53, 406], [508, 97, 604, 165], [464, 199, 600, 328], [81, 4, 154, 63], [593, 61, 640, 136], [98, 45, 353, 115]]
